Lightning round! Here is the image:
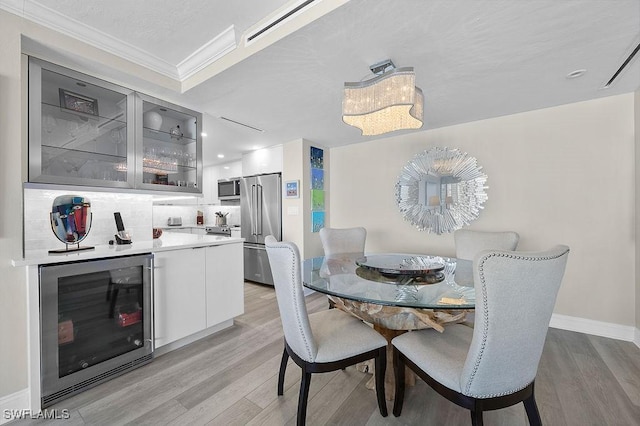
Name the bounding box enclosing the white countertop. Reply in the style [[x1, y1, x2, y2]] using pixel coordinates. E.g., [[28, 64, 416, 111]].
[[12, 233, 244, 266]]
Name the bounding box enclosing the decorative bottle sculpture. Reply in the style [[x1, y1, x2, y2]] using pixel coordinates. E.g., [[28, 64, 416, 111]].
[[49, 195, 94, 253]]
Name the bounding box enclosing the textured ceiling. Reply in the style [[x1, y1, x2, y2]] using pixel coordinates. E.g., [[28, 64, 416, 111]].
[[31, 0, 290, 65], [182, 0, 640, 164], [2, 0, 640, 166]]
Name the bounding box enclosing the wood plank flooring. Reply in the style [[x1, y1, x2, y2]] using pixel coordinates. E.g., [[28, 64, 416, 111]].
[[13, 282, 640, 425]]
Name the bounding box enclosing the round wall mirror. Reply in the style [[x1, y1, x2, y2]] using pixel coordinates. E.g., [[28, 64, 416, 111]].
[[49, 194, 94, 253], [395, 147, 488, 234]]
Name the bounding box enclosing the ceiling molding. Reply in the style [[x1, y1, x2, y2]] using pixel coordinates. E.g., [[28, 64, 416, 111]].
[[0, 0, 180, 79], [177, 25, 237, 81]]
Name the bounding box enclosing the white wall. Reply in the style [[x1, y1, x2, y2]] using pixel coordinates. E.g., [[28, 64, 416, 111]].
[[330, 94, 636, 327], [635, 89, 640, 332], [282, 139, 329, 259], [0, 10, 28, 401]]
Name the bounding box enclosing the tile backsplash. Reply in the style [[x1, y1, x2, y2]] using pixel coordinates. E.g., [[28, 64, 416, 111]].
[[24, 188, 153, 251], [152, 205, 241, 227]]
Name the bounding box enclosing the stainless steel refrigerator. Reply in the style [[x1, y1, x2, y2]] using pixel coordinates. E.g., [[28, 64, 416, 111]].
[[241, 173, 282, 285]]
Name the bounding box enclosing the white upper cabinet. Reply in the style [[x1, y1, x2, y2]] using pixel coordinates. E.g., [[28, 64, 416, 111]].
[[242, 145, 282, 176]]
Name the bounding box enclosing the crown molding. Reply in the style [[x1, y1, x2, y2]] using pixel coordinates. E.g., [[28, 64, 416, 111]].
[[177, 25, 237, 81], [0, 0, 179, 80]]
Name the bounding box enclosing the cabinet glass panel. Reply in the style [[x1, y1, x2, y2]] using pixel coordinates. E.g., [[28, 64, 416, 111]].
[[138, 97, 201, 192], [29, 58, 135, 188]]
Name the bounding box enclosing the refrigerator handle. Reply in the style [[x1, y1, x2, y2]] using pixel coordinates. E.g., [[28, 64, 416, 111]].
[[251, 184, 256, 236], [256, 184, 263, 236]]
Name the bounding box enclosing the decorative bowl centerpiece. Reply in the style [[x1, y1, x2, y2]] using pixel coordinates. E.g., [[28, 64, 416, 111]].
[[49, 195, 94, 253]]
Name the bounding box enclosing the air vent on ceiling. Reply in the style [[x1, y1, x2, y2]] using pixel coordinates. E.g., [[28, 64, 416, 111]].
[[604, 41, 640, 88], [245, 0, 316, 44], [219, 116, 264, 132]]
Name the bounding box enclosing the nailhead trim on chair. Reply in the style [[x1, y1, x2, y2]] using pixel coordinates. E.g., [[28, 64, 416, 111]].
[[272, 241, 315, 362], [462, 248, 570, 398]]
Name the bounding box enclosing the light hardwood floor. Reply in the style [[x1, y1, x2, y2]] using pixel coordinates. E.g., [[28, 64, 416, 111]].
[[14, 282, 640, 425]]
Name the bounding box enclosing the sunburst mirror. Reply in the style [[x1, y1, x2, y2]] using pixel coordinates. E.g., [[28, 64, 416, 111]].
[[395, 147, 488, 234]]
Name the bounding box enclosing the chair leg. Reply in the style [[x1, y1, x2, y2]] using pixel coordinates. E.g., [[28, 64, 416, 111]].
[[471, 402, 484, 426], [374, 346, 388, 417], [392, 348, 405, 417], [278, 347, 289, 396], [297, 369, 312, 426], [523, 393, 542, 426]]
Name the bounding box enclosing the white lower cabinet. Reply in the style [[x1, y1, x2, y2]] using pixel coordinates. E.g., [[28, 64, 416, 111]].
[[205, 243, 244, 327], [153, 248, 207, 348], [154, 243, 244, 348]]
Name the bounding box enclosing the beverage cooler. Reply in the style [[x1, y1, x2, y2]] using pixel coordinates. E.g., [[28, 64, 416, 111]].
[[39, 254, 153, 407]]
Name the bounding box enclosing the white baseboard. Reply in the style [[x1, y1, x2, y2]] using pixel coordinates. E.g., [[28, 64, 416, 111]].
[[0, 389, 30, 425], [154, 319, 234, 357], [550, 313, 639, 348]]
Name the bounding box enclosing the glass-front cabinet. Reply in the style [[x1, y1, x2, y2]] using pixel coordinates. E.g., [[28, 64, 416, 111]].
[[28, 57, 202, 193], [29, 58, 135, 188], [136, 94, 202, 192]]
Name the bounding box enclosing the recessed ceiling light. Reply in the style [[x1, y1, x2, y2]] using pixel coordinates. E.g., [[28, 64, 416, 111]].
[[223, 166, 230, 170], [201, 132, 207, 137], [217, 154, 225, 158], [566, 69, 586, 79]]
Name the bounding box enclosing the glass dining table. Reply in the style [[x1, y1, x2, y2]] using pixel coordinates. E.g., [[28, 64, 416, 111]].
[[302, 253, 476, 400], [302, 253, 475, 331]]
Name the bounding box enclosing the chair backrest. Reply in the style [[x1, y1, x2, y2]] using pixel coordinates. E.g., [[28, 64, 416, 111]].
[[459, 245, 570, 398], [454, 229, 520, 261], [264, 236, 317, 363], [319, 227, 367, 257]]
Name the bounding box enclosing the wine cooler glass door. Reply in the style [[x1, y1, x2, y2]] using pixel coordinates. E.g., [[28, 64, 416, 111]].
[[40, 254, 153, 407]]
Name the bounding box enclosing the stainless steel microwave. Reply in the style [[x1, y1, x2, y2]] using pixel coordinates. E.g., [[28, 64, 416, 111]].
[[218, 178, 241, 200]]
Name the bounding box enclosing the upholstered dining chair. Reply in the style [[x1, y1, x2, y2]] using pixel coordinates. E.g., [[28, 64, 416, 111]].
[[264, 236, 388, 425], [453, 229, 520, 325], [319, 227, 367, 308], [392, 245, 570, 426], [319, 226, 367, 256]]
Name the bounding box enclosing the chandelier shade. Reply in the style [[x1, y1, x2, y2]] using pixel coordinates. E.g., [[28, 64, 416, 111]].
[[342, 67, 424, 136]]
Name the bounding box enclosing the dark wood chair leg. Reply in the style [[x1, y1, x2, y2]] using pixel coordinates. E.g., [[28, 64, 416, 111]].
[[297, 369, 312, 426], [392, 348, 405, 417], [523, 393, 542, 426], [471, 402, 484, 426], [278, 347, 289, 396], [374, 346, 388, 417]]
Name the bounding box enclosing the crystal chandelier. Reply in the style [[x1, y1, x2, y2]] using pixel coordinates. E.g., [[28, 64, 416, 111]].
[[342, 60, 424, 136]]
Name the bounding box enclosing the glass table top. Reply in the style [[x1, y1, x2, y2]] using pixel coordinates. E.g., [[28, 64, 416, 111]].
[[302, 254, 475, 310]]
